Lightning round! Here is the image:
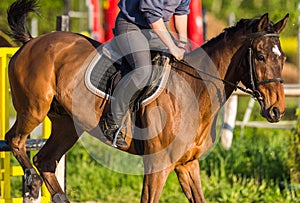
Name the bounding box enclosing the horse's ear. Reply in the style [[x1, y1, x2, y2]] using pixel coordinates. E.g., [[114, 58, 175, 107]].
[[257, 13, 270, 32], [273, 14, 289, 34]]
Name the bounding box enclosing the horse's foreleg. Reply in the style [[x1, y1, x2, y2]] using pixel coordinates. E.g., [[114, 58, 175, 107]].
[[175, 159, 206, 203], [5, 115, 44, 200], [141, 164, 172, 203], [33, 114, 82, 203]]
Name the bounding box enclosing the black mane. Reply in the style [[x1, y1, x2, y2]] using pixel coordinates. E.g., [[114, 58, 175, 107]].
[[202, 16, 275, 49]]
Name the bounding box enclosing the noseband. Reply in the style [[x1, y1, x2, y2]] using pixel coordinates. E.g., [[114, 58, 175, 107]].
[[247, 33, 284, 101]]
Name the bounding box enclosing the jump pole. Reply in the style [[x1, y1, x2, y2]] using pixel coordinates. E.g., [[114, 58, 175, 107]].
[[0, 47, 19, 203]]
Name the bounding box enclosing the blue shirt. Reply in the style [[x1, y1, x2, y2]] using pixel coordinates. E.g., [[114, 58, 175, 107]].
[[118, 0, 190, 28]]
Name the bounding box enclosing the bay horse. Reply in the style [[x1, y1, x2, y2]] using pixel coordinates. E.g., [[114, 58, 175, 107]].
[[5, 0, 288, 202]]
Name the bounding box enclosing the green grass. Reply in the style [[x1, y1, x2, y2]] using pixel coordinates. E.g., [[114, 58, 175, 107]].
[[64, 125, 299, 202]]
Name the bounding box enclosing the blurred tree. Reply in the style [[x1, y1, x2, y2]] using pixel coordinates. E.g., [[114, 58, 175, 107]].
[[0, 0, 64, 35], [202, 0, 298, 36]]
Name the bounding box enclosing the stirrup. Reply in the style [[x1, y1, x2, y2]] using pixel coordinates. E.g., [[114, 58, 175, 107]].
[[100, 119, 128, 148], [110, 125, 128, 148], [112, 125, 124, 148]]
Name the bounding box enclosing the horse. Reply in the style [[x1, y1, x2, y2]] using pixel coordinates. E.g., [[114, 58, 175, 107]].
[[5, 0, 288, 202]]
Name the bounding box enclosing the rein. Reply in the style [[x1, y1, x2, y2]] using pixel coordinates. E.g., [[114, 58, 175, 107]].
[[172, 32, 283, 101], [247, 33, 283, 101], [172, 59, 254, 95]]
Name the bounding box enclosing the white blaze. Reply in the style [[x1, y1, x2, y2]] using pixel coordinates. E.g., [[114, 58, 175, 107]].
[[272, 45, 281, 56]]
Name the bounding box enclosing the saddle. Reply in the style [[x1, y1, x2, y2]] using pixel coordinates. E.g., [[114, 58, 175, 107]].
[[84, 40, 172, 108]]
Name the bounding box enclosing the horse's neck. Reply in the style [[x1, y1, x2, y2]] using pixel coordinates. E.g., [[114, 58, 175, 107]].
[[187, 33, 247, 97], [195, 36, 244, 73]]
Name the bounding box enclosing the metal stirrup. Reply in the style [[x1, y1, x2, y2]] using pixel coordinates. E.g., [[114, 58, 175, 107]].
[[112, 125, 123, 148]]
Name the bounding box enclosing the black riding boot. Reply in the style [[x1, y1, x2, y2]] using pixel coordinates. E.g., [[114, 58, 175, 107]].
[[100, 75, 145, 148], [100, 112, 128, 148]]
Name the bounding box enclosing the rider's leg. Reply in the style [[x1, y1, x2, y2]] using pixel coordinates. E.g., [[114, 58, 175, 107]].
[[100, 13, 152, 148]]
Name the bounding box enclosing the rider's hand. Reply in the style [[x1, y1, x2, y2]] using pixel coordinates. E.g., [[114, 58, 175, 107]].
[[170, 46, 185, 61]]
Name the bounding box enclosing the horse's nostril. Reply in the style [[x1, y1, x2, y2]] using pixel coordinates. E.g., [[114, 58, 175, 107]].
[[271, 106, 280, 120]]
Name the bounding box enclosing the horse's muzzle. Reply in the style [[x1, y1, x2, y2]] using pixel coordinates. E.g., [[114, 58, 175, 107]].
[[261, 106, 285, 123]]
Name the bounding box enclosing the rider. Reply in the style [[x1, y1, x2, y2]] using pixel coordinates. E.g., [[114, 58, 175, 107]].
[[101, 0, 190, 148]]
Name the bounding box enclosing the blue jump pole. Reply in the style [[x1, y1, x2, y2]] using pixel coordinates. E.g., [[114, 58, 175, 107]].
[[0, 139, 47, 152]]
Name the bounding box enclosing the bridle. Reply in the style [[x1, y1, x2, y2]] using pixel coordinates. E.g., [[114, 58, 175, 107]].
[[247, 33, 283, 101], [173, 32, 284, 102]]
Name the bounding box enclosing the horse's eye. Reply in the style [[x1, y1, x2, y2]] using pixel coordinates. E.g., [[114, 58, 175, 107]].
[[257, 54, 265, 62]]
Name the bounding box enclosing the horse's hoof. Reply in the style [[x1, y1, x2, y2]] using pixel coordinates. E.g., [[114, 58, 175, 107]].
[[24, 169, 43, 199], [52, 193, 70, 203], [23, 195, 40, 203]]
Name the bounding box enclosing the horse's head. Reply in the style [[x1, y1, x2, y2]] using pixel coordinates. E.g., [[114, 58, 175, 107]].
[[240, 13, 289, 122]]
